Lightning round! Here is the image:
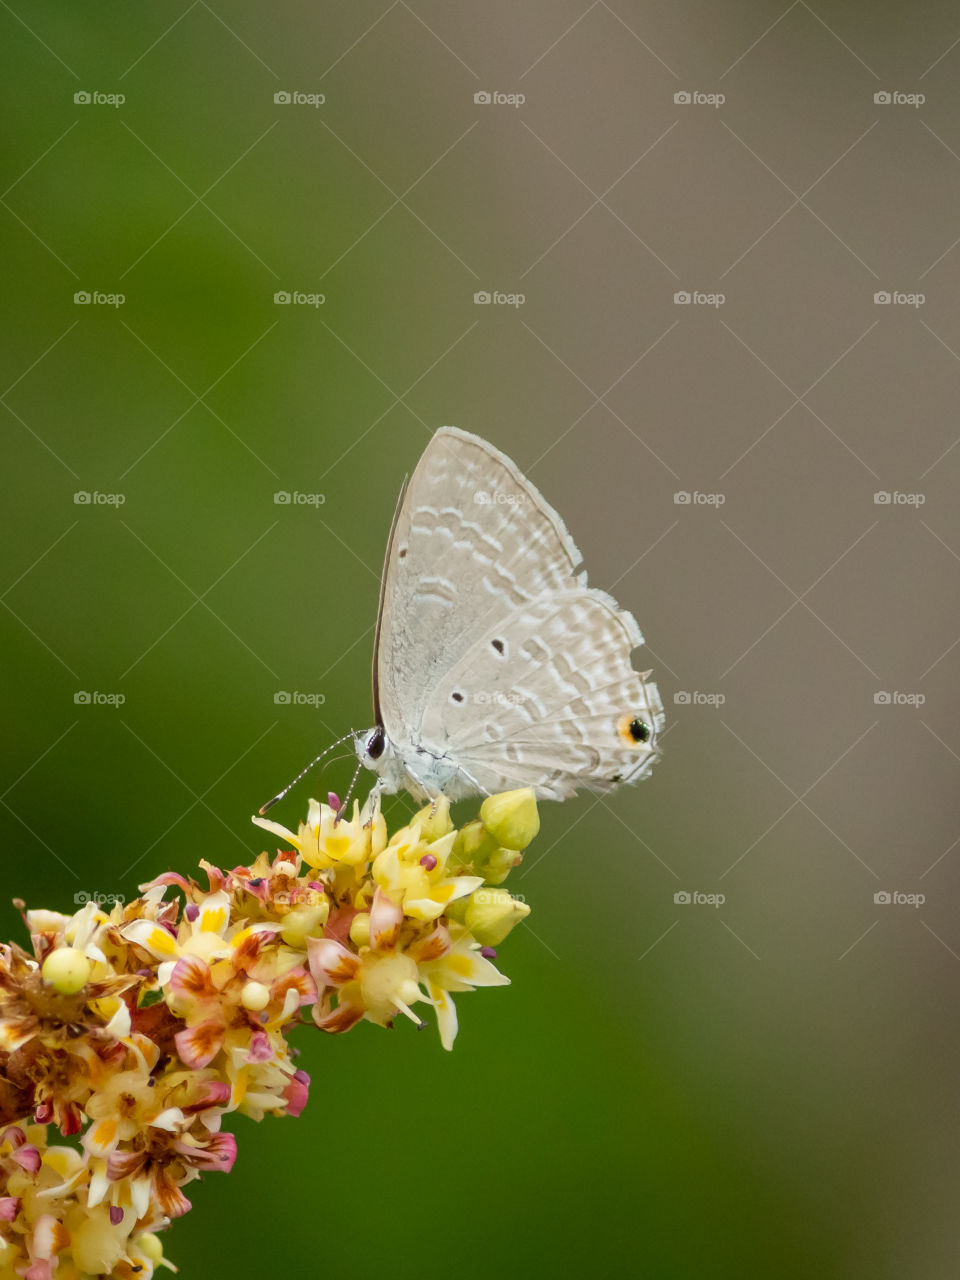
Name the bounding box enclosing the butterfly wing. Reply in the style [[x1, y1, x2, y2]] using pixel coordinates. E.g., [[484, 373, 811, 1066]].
[[375, 427, 582, 747], [420, 588, 664, 799]]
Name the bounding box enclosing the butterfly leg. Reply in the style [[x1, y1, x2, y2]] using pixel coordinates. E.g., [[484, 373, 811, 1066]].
[[361, 780, 384, 829]]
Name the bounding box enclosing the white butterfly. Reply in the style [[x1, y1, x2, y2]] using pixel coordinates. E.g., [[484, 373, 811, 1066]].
[[351, 427, 664, 803]]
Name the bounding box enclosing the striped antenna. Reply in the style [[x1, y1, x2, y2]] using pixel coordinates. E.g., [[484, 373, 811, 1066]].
[[258, 731, 356, 815]]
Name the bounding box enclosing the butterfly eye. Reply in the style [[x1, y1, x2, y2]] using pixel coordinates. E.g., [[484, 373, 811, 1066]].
[[618, 715, 651, 748], [366, 727, 386, 760]]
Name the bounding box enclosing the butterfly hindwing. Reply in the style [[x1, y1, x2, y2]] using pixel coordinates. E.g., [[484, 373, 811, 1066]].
[[419, 588, 664, 798]]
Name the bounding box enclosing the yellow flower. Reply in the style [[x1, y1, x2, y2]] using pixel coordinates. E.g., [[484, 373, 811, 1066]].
[[372, 822, 483, 922], [252, 797, 386, 871]]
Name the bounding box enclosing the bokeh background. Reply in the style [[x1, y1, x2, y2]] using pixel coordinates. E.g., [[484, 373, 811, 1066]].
[[3, 3, 960, 1275]]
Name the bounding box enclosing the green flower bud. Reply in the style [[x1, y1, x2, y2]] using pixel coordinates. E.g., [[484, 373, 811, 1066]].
[[480, 789, 540, 851], [478, 846, 524, 885], [464, 888, 531, 946], [450, 818, 497, 869], [413, 796, 454, 842], [134, 1233, 165, 1266]]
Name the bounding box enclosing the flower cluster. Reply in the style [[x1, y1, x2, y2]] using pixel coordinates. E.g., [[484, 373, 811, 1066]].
[[0, 789, 536, 1278]]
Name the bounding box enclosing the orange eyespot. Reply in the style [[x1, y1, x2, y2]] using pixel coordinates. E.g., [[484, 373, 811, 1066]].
[[618, 714, 651, 748]]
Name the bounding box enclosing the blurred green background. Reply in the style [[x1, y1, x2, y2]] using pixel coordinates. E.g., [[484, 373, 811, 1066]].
[[3, 3, 960, 1276]]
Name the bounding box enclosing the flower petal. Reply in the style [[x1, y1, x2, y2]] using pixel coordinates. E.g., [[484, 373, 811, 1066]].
[[175, 1020, 224, 1069], [307, 937, 360, 987], [369, 888, 402, 949]]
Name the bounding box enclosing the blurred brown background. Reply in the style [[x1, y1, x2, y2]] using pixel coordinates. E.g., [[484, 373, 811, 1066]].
[[2, 3, 960, 1276]]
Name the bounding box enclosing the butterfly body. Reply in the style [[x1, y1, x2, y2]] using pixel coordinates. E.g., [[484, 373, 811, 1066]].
[[356, 427, 664, 803]]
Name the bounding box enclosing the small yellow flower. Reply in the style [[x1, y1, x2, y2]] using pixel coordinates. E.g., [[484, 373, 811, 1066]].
[[372, 823, 483, 922], [252, 797, 386, 871]]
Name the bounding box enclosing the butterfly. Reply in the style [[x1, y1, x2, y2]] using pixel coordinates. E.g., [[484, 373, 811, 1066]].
[[344, 427, 664, 804]]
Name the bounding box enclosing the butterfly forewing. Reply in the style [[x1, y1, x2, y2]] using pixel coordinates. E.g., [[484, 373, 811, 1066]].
[[376, 427, 583, 744]]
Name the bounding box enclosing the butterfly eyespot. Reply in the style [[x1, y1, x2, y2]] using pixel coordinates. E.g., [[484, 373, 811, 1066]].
[[618, 715, 651, 748], [398, 546, 408, 559], [451, 691, 464, 704], [491, 638, 506, 656], [366, 727, 386, 760]]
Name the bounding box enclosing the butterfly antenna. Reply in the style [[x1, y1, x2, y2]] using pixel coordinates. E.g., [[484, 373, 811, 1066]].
[[335, 755, 366, 825], [259, 731, 355, 815]]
